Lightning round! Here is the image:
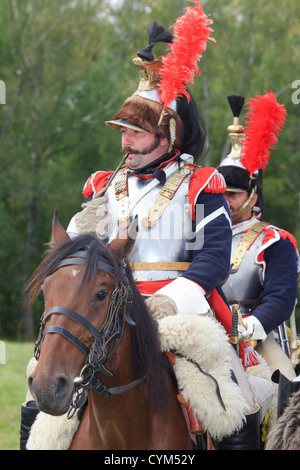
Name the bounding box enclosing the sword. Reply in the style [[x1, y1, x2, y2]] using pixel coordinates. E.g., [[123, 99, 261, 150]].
[[93, 153, 129, 199], [277, 322, 290, 357], [230, 304, 240, 355], [230, 303, 255, 356]]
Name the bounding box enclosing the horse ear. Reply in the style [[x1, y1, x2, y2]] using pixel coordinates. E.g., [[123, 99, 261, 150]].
[[108, 215, 138, 261], [51, 209, 70, 246]]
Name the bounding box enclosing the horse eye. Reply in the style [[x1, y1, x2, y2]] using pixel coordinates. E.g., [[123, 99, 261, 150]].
[[96, 290, 108, 301]]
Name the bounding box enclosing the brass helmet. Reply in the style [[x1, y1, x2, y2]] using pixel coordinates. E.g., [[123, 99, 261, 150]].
[[106, 2, 216, 161], [218, 91, 287, 213]]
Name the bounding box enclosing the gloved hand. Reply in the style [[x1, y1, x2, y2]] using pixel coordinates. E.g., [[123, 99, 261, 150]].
[[238, 319, 255, 340], [238, 315, 267, 341], [145, 294, 178, 321], [74, 192, 111, 237]]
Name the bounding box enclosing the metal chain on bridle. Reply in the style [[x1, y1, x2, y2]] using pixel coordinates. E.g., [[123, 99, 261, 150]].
[[34, 249, 145, 419]]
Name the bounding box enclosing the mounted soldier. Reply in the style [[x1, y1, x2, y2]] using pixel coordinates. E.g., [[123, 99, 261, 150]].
[[66, 6, 274, 447], [21, 3, 274, 450], [218, 92, 300, 382]]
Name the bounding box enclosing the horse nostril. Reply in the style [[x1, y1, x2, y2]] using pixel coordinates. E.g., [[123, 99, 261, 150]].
[[55, 376, 70, 399]]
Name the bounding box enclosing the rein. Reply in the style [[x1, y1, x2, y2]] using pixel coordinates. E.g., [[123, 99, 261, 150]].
[[34, 249, 145, 418]]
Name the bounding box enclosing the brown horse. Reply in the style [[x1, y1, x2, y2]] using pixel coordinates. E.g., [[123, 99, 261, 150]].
[[26, 215, 195, 450]]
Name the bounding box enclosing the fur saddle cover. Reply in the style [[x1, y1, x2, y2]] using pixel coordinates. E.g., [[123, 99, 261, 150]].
[[157, 314, 249, 440], [27, 411, 80, 450], [27, 314, 249, 449]]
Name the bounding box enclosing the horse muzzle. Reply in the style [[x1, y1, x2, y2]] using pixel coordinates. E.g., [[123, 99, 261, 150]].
[[28, 370, 74, 416]]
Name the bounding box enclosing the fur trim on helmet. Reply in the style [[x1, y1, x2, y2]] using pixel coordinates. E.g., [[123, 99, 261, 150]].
[[218, 164, 264, 209], [107, 95, 183, 149], [218, 164, 252, 193]]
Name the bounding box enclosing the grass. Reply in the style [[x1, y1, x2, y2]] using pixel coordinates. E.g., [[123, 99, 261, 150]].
[[0, 341, 35, 450]]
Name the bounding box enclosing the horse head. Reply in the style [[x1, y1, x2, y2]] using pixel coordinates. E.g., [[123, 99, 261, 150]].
[[27, 210, 137, 416]]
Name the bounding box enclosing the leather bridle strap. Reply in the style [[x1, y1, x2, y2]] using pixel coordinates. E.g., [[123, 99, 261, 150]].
[[55, 258, 117, 279], [87, 374, 145, 397], [39, 306, 106, 357], [43, 306, 103, 341], [43, 325, 90, 356]]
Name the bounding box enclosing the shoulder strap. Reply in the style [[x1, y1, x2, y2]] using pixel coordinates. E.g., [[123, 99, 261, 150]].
[[142, 166, 195, 227], [114, 166, 128, 201], [112, 166, 130, 229], [230, 221, 269, 273]]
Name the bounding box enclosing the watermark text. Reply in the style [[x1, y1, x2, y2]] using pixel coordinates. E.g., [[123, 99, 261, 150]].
[[291, 80, 300, 104], [0, 340, 6, 364], [98, 203, 213, 251], [0, 80, 6, 104]]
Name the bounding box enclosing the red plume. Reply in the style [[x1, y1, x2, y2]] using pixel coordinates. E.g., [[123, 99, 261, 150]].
[[240, 90, 287, 176], [158, 0, 216, 110]]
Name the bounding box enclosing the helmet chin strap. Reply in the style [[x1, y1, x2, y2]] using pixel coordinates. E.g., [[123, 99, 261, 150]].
[[167, 117, 176, 153], [230, 186, 257, 216]]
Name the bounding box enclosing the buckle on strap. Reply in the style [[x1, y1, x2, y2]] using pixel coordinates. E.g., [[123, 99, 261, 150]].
[[230, 221, 269, 273], [142, 167, 193, 228], [68, 368, 146, 419]]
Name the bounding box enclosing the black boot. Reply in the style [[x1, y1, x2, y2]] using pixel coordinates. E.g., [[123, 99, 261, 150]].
[[217, 408, 261, 450], [20, 401, 39, 450], [271, 369, 300, 418]]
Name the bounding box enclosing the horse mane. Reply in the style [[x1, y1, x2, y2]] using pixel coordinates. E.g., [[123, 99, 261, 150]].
[[266, 388, 300, 450], [25, 234, 172, 414]]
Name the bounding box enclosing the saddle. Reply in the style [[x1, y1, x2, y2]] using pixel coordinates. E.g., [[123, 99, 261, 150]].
[[165, 350, 216, 450]]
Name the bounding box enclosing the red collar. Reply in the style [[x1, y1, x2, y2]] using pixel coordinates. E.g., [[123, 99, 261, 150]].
[[128, 150, 181, 179]]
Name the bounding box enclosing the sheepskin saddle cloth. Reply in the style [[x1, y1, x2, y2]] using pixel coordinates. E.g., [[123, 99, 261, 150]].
[[157, 314, 249, 440], [27, 314, 249, 449]]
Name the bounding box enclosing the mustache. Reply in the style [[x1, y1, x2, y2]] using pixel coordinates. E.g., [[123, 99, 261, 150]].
[[121, 135, 160, 157], [122, 146, 140, 155]]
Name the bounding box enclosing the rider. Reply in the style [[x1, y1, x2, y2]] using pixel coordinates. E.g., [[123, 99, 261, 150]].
[[218, 92, 300, 379], [67, 19, 235, 337]]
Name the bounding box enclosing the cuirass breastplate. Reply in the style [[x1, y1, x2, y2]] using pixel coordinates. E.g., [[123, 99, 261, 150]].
[[105, 168, 194, 281], [222, 231, 264, 314]]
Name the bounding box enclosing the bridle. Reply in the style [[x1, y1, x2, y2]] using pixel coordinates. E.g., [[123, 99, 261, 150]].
[[34, 249, 145, 418]]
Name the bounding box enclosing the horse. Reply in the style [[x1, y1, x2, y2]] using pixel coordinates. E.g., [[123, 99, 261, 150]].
[[266, 387, 300, 450], [25, 213, 196, 450]]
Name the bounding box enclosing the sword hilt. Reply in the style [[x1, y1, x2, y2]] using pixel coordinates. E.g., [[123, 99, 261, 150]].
[[230, 304, 239, 348]]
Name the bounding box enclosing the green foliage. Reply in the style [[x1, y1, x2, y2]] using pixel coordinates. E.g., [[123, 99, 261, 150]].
[[0, 341, 34, 450], [0, 0, 299, 338]]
